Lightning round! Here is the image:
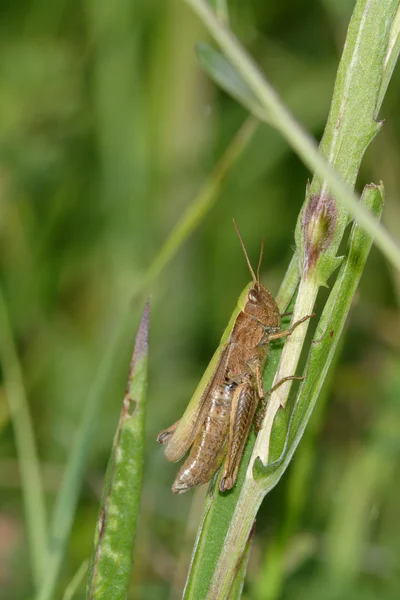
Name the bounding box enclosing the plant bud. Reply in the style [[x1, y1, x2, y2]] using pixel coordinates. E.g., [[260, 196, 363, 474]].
[[301, 193, 337, 276]]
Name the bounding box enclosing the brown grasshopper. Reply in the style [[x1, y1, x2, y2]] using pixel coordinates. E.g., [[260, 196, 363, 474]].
[[158, 222, 312, 493]]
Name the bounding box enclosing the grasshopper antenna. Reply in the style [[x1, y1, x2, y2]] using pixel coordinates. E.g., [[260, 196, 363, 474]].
[[232, 219, 257, 284], [257, 237, 264, 285]]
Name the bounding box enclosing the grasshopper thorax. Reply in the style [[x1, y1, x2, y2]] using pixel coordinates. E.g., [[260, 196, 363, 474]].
[[243, 282, 281, 329]]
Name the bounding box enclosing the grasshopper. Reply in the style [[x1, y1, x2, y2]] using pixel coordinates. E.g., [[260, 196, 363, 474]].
[[158, 222, 312, 494]]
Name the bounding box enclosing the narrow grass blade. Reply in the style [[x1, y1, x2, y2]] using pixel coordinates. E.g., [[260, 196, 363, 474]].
[[0, 288, 47, 590], [196, 43, 265, 120], [62, 561, 88, 600], [86, 301, 149, 599]]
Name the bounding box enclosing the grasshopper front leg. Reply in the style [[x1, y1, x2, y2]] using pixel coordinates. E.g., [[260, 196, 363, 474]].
[[268, 313, 314, 342]]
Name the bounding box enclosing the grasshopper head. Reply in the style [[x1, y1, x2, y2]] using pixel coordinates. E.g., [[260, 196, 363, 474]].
[[244, 282, 281, 329]]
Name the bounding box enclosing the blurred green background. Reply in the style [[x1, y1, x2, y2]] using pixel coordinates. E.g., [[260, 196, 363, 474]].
[[1, 0, 400, 599]]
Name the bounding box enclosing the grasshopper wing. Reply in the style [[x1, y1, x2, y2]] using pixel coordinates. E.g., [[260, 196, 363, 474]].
[[159, 344, 231, 462], [158, 282, 253, 463]]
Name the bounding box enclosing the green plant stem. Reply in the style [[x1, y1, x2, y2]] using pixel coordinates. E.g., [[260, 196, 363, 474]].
[[253, 331, 345, 600], [275, 253, 300, 310], [256, 276, 319, 465], [206, 185, 383, 599], [184, 0, 400, 272], [0, 288, 47, 590]]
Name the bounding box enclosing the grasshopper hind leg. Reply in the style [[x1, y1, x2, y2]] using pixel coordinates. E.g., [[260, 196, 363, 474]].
[[219, 378, 258, 492]]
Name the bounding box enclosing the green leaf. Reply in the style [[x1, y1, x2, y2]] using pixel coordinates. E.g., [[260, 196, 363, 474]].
[[180, 2, 397, 595], [196, 42, 266, 120], [86, 301, 149, 600]]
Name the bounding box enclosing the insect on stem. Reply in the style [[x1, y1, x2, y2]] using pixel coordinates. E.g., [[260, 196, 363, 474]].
[[158, 222, 313, 494]]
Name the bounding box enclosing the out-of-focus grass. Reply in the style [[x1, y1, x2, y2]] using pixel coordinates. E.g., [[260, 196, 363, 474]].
[[0, 1, 399, 599]]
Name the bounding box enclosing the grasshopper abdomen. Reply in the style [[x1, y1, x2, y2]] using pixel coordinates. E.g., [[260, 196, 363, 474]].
[[171, 382, 235, 494]]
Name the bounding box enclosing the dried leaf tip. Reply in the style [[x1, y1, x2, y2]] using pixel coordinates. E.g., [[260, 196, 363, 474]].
[[127, 300, 150, 389], [135, 300, 150, 357]]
